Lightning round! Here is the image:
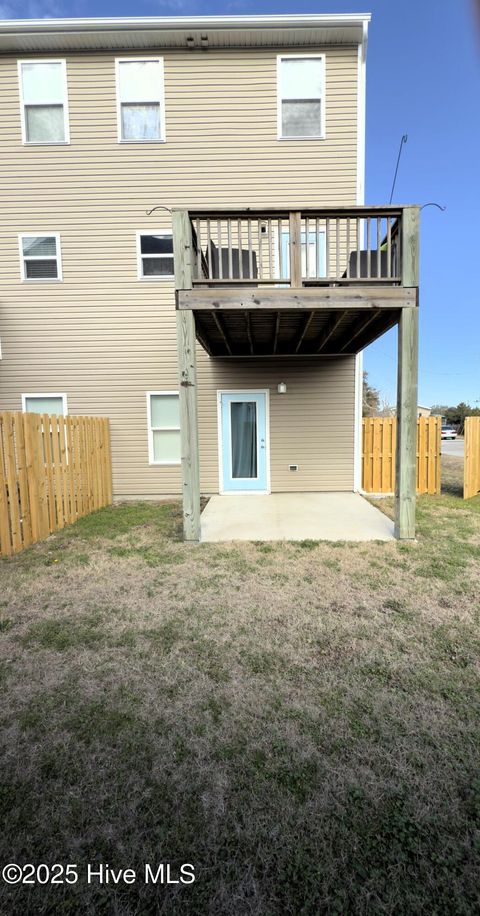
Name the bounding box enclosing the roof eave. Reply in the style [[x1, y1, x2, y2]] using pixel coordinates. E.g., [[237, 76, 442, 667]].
[[0, 14, 372, 35], [0, 14, 371, 53]]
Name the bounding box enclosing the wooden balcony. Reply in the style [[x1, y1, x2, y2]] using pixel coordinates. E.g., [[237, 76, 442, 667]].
[[174, 205, 419, 358], [173, 204, 420, 542]]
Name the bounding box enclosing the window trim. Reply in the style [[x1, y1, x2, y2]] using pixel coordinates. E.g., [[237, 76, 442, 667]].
[[115, 57, 166, 144], [136, 231, 174, 280], [147, 391, 181, 466], [17, 58, 70, 145], [18, 233, 63, 282], [276, 53, 326, 141], [21, 393, 68, 415]]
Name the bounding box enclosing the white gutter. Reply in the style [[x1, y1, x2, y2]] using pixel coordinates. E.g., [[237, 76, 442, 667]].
[[0, 14, 372, 36]]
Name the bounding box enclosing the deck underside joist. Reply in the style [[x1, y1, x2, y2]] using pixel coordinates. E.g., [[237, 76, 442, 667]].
[[177, 286, 415, 357]]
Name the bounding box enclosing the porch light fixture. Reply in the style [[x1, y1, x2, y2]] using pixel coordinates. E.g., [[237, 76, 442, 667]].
[[277, 382, 287, 394]]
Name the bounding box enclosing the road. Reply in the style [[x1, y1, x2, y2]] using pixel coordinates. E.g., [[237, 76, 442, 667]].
[[441, 438, 464, 458]]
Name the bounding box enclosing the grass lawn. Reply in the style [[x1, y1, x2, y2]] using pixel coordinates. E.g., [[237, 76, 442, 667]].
[[0, 456, 479, 915]]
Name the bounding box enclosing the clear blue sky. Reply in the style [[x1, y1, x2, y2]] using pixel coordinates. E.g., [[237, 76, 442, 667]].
[[2, 0, 479, 408]]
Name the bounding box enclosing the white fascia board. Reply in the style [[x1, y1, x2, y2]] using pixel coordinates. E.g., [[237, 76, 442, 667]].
[[0, 14, 372, 35], [0, 14, 372, 54]]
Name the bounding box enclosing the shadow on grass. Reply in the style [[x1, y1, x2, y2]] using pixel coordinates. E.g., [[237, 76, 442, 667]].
[[441, 456, 464, 498], [442, 477, 464, 499]]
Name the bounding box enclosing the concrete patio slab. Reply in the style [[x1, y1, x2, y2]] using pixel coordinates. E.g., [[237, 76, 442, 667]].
[[200, 492, 395, 542]]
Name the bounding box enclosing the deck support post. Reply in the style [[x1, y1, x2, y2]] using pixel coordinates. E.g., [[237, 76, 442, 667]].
[[289, 211, 302, 287], [173, 210, 201, 541], [394, 206, 420, 539]]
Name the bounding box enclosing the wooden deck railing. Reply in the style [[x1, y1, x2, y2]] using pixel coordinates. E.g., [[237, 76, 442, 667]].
[[0, 412, 112, 556], [188, 206, 404, 288]]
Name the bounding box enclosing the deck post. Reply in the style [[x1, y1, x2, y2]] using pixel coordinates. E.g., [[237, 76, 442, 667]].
[[173, 210, 201, 541], [289, 211, 302, 287], [394, 206, 420, 539]]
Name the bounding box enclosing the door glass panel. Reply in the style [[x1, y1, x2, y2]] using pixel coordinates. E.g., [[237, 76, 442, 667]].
[[282, 230, 326, 280], [231, 401, 257, 479]]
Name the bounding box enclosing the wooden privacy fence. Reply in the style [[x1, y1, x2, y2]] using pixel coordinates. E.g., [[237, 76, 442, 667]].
[[362, 416, 441, 495], [0, 412, 112, 556], [464, 417, 480, 499]]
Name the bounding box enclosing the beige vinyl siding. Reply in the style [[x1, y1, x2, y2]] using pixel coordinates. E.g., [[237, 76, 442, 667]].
[[198, 357, 355, 494], [0, 45, 359, 498]]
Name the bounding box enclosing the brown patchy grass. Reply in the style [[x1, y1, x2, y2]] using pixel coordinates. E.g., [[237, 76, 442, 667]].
[[0, 485, 480, 915]]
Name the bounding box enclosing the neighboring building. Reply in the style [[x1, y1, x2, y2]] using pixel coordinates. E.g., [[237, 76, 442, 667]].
[[381, 405, 430, 418], [0, 14, 420, 538], [417, 405, 431, 418]]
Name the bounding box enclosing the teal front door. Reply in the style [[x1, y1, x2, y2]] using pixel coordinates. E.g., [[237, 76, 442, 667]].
[[220, 392, 268, 493]]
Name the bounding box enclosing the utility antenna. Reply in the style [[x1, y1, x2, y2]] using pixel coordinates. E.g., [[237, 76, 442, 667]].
[[389, 134, 408, 204]]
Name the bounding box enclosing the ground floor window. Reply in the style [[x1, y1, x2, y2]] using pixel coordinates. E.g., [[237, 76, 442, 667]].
[[22, 393, 67, 415], [21, 394, 68, 463], [147, 391, 180, 465]]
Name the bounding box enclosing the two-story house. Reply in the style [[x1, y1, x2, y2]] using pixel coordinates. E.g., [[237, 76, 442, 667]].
[[0, 14, 420, 540]]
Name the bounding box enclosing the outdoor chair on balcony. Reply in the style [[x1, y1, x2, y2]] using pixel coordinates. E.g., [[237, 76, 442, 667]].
[[207, 241, 258, 283], [344, 248, 393, 280]]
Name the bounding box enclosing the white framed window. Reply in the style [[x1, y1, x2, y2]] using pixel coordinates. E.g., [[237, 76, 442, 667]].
[[18, 234, 62, 281], [277, 54, 325, 140], [115, 58, 165, 142], [137, 232, 174, 279], [147, 392, 180, 465], [18, 59, 69, 144], [22, 393, 68, 415]]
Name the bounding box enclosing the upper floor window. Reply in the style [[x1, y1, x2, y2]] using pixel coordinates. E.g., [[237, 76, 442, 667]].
[[137, 233, 174, 278], [116, 58, 165, 142], [18, 60, 69, 144], [19, 234, 62, 281], [277, 55, 325, 140]]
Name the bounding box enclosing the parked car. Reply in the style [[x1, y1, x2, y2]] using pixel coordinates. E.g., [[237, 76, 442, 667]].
[[441, 426, 457, 440]]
